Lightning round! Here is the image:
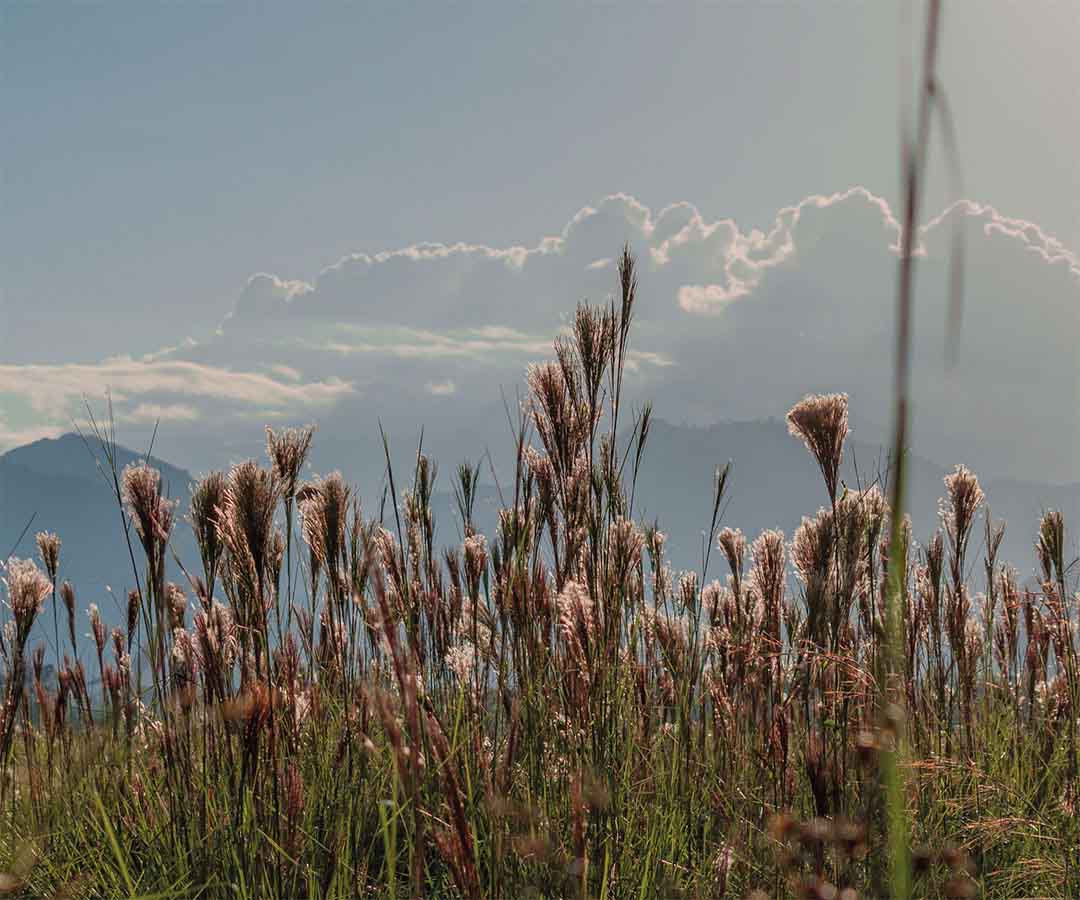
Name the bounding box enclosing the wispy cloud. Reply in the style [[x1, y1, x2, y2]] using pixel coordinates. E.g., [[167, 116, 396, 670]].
[[298, 326, 553, 360], [126, 402, 201, 424], [0, 359, 353, 451], [2, 359, 351, 416]]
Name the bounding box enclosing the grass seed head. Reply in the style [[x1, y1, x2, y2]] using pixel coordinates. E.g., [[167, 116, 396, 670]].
[[786, 393, 849, 501], [34, 532, 61, 582]]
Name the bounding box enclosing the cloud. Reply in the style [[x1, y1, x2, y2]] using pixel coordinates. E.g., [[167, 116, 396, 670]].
[[126, 402, 201, 423], [1, 359, 351, 416], [677, 284, 748, 313], [0, 359, 353, 452], [211, 186, 906, 336], [231, 273, 314, 321], [300, 325, 553, 360], [6, 188, 1077, 483], [0, 423, 65, 453]]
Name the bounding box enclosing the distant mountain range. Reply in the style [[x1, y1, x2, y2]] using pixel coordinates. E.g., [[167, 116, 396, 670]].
[[3, 424, 1076, 655], [1, 433, 198, 655], [629, 419, 1080, 582]]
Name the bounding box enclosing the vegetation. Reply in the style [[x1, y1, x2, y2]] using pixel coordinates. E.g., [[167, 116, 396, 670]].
[[1, 6, 1071, 895], [0, 243, 1076, 899]]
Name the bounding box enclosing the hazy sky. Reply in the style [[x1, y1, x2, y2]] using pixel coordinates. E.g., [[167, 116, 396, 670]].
[[2, 1, 1078, 481]]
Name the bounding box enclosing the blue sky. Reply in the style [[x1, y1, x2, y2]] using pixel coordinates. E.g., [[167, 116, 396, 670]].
[[2, 1, 1078, 481]]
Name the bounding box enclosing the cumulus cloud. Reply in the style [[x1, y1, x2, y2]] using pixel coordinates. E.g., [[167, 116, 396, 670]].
[[206, 186, 1074, 480], [6, 188, 1077, 482]]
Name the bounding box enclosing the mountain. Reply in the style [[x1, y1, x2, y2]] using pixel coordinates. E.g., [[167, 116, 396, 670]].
[[0, 433, 197, 654], [630, 419, 1080, 582], [3, 423, 1076, 659]]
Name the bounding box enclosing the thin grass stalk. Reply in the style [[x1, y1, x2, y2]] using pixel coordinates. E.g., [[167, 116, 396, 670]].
[[881, 1, 946, 896]]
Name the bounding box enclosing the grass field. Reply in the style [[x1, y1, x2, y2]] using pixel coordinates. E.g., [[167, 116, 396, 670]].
[[1, 243, 1076, 898]]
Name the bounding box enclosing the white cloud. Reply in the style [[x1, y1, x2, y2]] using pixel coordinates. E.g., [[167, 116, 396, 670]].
[[5, 187, 1077, 482], [0, 359, 351, 417], [0, 359, 353, 452], [126, 402, 201, 423], [299, 326, 553, 360], [677, 284, 749, 314], [0, 423, 65, 453]]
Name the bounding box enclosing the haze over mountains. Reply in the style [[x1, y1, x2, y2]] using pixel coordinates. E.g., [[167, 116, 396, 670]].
[[4, 421, 1075, 656]]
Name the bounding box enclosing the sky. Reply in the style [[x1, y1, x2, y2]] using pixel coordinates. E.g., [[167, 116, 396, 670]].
[[2, 1, 1078, 484]]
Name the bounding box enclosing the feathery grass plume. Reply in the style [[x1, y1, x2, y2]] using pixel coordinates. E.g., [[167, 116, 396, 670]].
[[1036, 509, 1066, 588], [606, 517, 644, 610], [110, 627, 125, 666], [298, 473, 349, 577], [88, 604, 107, 660], [557, 580, 597, 694], [193, 600, 237, 700], [266, 425, 315, 501], [748, 530, 786, 710], [941, 465, 985, 560], [122, 462, 177, 563], [299, 472, 351, 642], [444, 643, 477, 685], [218, 461, 281, 587], [786, 393, 849, 501], [165, 583, 187, 630], [270, 527, 285, 593], [3, 558, 51, 641], [749, 530, 787, 638], [171, 628, 196, 687], [644, 604, 691, 685], [0, 557, 51, 768], [831, 487, 880, 638], [701, 580, 727, 631], [462, 533, 488, 601], [571, 302, 614, 424], [216, 462, 282, 667], [453, 459, 482, 537], [644, 523, 670, 598], [122, 463, 178, 701], [717, 527, 747, 586], [267, 426, 315, 650], [126, 589, 140, 651], [189, 470, 226, 598], [34, 532, 60, 583], [992, 566, 1021, 686], [527, 360, 593, 517], [35, 531, 63, 674], [59, 581, 77, 657], [792, 509, 835, 646]]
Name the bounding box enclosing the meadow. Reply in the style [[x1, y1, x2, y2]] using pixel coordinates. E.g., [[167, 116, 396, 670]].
[[0, 242, 1076, 899]]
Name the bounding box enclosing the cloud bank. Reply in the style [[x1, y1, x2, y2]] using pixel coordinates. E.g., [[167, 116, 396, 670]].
[[4, 188, 1076, 482]]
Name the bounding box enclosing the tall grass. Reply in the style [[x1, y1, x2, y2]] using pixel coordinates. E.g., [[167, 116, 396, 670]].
[[0, 242, 1076, 897], [1, 5, 1075, 895]]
